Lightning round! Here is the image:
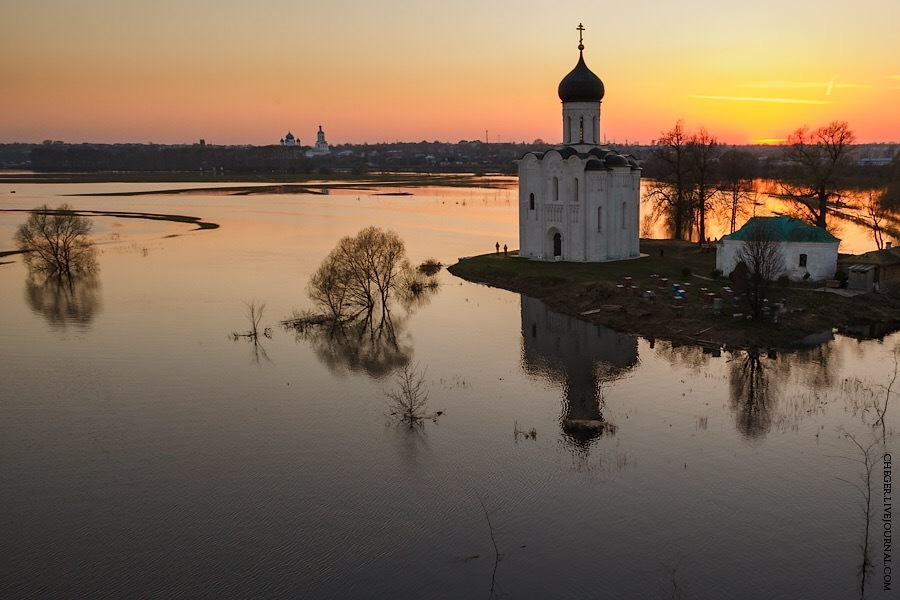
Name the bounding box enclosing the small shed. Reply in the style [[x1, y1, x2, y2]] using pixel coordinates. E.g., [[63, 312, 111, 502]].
[[839, 246, 900, 291], [847, 264, 876, 291], [716, 216, 840, 282]]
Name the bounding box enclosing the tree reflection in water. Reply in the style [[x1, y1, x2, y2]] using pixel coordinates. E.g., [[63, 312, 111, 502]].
[[725, 342, 839, 437], [728, 350, 774, 439], [25, 273, 102, 328], [520, 296, 638, 450], [288, 313, 414, 379]]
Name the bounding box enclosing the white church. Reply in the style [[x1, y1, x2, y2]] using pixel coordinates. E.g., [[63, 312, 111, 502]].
[[518, 25, 641, 262]]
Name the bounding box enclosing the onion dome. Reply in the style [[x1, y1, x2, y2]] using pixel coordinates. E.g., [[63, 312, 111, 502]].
[[558, 51, 604, 103], [605, 154, 629, 167]]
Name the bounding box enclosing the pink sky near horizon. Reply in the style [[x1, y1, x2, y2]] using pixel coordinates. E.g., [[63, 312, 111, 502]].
[[2, 0, 898, 147]]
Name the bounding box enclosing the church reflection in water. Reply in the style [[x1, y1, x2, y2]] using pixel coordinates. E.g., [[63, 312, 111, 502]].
[[520, 295, 638, 447]]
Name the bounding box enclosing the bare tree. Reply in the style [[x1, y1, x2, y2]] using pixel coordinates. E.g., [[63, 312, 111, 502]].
[[687, 127, 719, 243], [717, 148, 757, 234], [287, 231, 440, 379], [15, 204, 98, 277], [646, 121, 694, 240], [308, 226, 412, 323], [735, 218, 784, 319], [883, 152, 900, 210], [861, 189, 889, 250], [231, 299, 273, 364], [781, 121, 856, 229]]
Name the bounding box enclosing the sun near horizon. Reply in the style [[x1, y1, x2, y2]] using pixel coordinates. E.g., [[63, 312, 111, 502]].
[[2, 1, 898, 147]]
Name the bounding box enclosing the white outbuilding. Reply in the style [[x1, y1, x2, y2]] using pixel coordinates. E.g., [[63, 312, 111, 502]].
[[716, 216, 840, 281], [517, 25, 641, 262]]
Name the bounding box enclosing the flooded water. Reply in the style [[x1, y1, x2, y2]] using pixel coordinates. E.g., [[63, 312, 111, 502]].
[[0, 179, 896, 599]]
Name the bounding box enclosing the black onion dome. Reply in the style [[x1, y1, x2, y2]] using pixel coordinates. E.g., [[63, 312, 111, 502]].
[[558, 52, 605, 103], [605, 153, 629, 167]]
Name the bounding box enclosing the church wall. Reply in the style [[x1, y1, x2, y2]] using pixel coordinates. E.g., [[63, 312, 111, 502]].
[[518, 155, 545, 258], [520, 152, 640, 262]]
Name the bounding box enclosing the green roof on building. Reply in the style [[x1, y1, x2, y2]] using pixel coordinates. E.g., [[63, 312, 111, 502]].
[[725, 216, 840, 244]]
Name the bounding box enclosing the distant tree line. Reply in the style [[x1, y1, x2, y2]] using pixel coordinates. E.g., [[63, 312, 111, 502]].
[[24, 140, 549, 175], [30, 144, 317, 174]]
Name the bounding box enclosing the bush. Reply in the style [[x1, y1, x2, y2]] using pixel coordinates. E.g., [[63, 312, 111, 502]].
[[777, 274, 791, 287], [418, 259, 442, 276], [710, 268, 722, 280]]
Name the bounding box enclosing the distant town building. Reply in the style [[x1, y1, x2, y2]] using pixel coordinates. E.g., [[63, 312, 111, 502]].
[[716, 216, 840, 282], [306, 125, 331, 157], [281, 131, 297, 146], [517, 24, 640, 262]]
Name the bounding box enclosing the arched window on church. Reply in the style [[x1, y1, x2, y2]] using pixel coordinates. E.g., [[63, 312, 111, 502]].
[[529, 193, 535, 210], [552, 177, 559, 202], [622, 202, 627, 229], [573, 178, 579, 202], [597, 207, 602, 232], [579, 117, 584, 143], [592, 116, 597, 143], [566, 117, 572, 144]]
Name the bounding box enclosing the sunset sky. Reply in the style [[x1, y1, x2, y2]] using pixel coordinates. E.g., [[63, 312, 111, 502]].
[[2, 0, 898, 146]]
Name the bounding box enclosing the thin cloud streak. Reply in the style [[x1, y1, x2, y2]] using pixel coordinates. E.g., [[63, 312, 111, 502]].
[[689, 95, 834, 105], [737, 80, 870, 90]]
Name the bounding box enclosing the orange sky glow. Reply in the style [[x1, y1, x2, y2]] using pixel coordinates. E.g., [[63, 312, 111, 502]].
[[2, 0, 898, 146]]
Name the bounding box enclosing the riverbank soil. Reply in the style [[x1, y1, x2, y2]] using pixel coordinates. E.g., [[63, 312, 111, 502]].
[[448, 239, 900, 349]]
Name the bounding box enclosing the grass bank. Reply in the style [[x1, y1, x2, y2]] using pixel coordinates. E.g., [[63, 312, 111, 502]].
[[448, 239, 900, 349]]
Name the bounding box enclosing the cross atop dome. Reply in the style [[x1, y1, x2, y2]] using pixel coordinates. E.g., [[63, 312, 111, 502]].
[[557, 24, 604, 105]]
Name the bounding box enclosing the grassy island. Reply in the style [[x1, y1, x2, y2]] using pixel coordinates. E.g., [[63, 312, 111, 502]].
[[448, 239, 900, 349]]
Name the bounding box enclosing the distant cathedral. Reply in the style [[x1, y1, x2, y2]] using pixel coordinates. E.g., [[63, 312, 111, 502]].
[[518, 24, 640, 262], [279, 126, 330, 156], [307, 125, 330, 157], [280, 131, 297, 146]]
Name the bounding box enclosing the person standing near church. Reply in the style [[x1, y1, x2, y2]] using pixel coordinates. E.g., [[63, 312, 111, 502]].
[[496, 242, 500, 254]]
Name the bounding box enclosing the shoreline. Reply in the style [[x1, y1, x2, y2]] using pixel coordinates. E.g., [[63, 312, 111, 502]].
[[448, 240, 900, 350]]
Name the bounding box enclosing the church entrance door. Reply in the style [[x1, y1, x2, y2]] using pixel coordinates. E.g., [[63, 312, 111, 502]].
[[553, 232, 562, 258]]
